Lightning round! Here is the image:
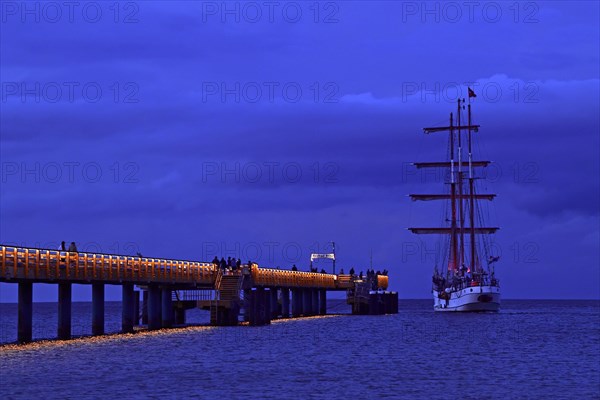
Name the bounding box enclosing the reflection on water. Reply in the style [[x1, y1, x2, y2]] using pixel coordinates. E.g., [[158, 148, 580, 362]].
[[1, 300, 599, 399]]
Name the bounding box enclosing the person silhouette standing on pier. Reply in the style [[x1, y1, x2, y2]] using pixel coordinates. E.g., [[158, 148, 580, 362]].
[[59, 241, 66, 251], [68, 242, 78, 252]]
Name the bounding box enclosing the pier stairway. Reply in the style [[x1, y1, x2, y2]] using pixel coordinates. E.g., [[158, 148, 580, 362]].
[[210, 271, 243, 326]]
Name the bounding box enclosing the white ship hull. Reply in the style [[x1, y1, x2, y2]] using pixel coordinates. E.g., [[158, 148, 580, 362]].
[[433, 285, 500, 312]]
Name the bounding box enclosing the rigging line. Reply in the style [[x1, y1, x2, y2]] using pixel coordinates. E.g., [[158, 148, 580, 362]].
[[472, 124, 499, 269], [476, 194, 491, 265], [436, 178, 450, 271], [438, 130, 453, 271], [441, 229, 451, 272]]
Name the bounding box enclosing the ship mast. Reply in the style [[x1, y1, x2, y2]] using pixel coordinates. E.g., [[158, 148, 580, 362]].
[[467, 103, 477, 273], [408, 97, 499, 278], [457, 99, 465, 272], [449, 113, 458, 276]]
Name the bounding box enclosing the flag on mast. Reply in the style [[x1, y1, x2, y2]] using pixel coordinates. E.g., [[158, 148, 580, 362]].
[[468, 87, 477, 98], [488, 255, 500, 265]]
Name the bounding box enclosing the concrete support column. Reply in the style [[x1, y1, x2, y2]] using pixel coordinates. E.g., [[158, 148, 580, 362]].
[[122, 284, 135, 333], [291, 289, 301, 317], [92, 283, 104, 336], [57, 283, 72, 340], [133, 290, 140, 326], [311, 290, 319, 315], [264, 288, 271, 325], [248, 287, 270, 326], [147, 285, 162, 330], [368, 293, 377, 315], [281, 288, 290, 318], [18, 282, 33, 343], [270, 288, 279, 319], [161, 288, 173, 328], [244, 289, 252, 322], [319, 290, 327, 315], [257, 288, 266, 325], [262, 288, 273, 323], [302, 289, 311, 316], [247, 289, 256, 325], [142, 290, 148, 324], [174, 307, 186, 325]]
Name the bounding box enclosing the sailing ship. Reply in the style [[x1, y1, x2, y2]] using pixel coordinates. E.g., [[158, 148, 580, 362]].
[[409, 93, 501, 312]]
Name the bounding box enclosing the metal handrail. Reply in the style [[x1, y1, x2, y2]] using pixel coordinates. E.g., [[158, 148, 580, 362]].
[[1, 244, 392, 291], [0, 245, 217, 284], [251, 265, 337, 289], [172, 290, 213, 302]]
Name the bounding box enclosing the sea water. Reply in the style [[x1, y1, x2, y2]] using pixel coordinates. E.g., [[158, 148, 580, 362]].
[[0, 300, 598, 399]]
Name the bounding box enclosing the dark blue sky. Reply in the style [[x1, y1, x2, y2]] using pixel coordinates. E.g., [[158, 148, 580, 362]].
[[1, 1, 598, 301]]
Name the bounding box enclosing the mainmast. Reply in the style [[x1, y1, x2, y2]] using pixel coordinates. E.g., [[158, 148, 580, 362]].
[[468, 103, 477, 273], [449, 113, 458, 275], [457, 99, 465, 271]]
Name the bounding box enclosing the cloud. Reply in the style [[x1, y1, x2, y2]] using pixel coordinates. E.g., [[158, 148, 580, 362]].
[[1, 2, 599, 300]]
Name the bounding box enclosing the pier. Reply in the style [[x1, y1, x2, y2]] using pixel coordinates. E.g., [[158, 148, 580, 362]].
[[0, 245, 398, 343]]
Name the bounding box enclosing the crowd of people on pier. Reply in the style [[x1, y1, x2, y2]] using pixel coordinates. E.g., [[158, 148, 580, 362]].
[[212, 256, 246, 273], [58, 241, 78, 252], [210, 256, 390, 283]]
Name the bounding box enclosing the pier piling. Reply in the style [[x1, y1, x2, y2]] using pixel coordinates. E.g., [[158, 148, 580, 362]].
[[142, 290, 148, 324], [174, 306, 186, 325], [147, 285, 161, 330], [244, 288, 252, 322], [161, 288, 173, 328], [133, 290, 140, 326], [303, 289, 311, 316], [311, 290, 319, 315], [57, 283, 72, 340], [122, 284, 135, 333], [247, 288, 256, 325], [319, 290, 326, 315], [92, 283, 104, 336], [270, 288, 279, 319], [291, 289, 301, 317], [17, 282, 33, 343], [281, 288, 290, 318], [264, 288, 271, 325]]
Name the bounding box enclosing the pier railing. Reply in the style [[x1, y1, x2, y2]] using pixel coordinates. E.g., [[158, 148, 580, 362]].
[[249, 266, 366, 289], [0, 245, 388, 290], [0, 246, 216, 285], [173, 289, 214, 302]]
